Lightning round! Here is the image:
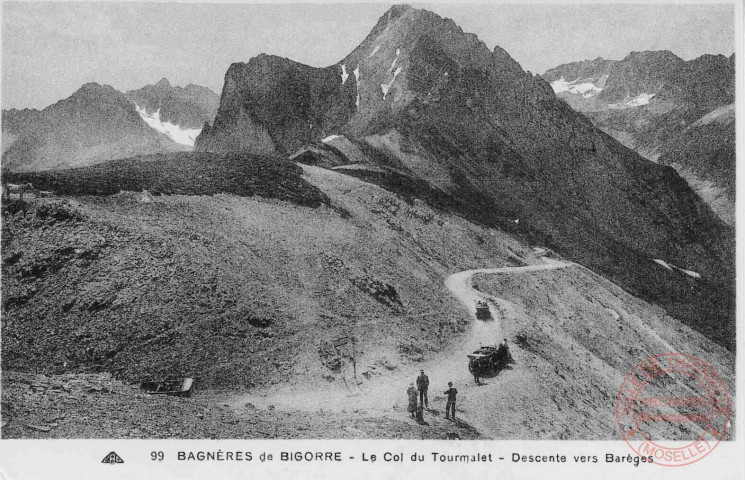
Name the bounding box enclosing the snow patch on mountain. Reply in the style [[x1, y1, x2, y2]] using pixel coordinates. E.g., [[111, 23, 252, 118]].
[[653, 259, 673, 270], [626, 93, 655, 106], [340, 64, 349, 85], [322, 134, 341, 143], [390, 48, 401, 74], [676, 267, 701, 279], [135, 104, 201, 147], [378, 47, 405, 98], [381, 67, 403, 99], [354, 66, 361, 109], [652, 259, 700, 278], [369, 45, 380, 57], [550, 77, 603, 98], [609, 93, 655, 109]]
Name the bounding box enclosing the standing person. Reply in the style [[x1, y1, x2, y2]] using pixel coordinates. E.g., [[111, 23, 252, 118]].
[[406, 383, 418, 419], [496, 339, 508, 361], [473, 359, 482, 385], [445, 381, 458, 420], [416, 369, 429, 409], [499, 338, 512, 364]]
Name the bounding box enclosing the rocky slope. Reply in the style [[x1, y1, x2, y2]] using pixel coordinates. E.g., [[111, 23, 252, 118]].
[[1, 108, 43, 154], [197, 5, 735, 350], [657, 103, 736, 224], [469, 264, 735, 440], [2, 155, 533, 388]]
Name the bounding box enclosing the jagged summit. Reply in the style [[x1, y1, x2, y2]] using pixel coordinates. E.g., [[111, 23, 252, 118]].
[[197, 4, 532, 152], [155, 77, 172, 88], [365, 4, 415, 36]]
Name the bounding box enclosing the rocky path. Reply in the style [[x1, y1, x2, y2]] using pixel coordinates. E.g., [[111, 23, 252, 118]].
[[224, 256, 574, 437]]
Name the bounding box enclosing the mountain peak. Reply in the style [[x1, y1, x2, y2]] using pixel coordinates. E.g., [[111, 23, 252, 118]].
[[75, 82, 120, 97], [155, 77, 172, 88], [622, 50, 683, 64], [385, 4, 414, 17], [365, 4, 418, 38], [375, 3, 415, 24]]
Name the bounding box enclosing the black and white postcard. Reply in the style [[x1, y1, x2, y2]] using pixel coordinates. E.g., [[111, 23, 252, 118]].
[[0, 1, 742, 478]]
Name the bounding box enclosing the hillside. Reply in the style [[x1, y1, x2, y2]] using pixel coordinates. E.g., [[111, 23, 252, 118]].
[[467, 264, 735, 439], [2, 152, 533, 388], [197, 5, 735, 350], [657, 103, 736, 224], [2, 158, 735, 439]]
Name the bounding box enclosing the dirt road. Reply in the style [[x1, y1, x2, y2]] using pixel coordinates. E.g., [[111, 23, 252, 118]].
[[444, 258, 573, 353], [225, 256, 574, 437]]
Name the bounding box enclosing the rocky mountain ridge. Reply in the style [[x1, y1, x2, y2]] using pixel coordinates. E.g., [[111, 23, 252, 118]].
[[196, 4, 735, 349]]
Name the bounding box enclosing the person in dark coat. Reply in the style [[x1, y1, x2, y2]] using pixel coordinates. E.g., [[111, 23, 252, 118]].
[[445, 382, 458, 420], [416, 369, 430, 408], [497, 338, 512, 365], [473, 366, 482, 385], [407, 383, 418, 419]]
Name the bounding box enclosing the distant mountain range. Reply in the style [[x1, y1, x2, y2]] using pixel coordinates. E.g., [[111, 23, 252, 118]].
[[543, 51, 735, 223], [125, 78, 220, 130], [2, 79, 219, 172], [196, 5, 734, 348]]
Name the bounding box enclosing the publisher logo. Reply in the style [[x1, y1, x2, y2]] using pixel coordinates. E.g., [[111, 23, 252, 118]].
[[102, 451, 124, 465]]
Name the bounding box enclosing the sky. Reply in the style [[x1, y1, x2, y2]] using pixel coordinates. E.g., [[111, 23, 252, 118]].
[[1, 2, 736, 110]]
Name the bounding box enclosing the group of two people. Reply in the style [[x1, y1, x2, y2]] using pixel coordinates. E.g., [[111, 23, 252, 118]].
[[407, 369, 458, 421]]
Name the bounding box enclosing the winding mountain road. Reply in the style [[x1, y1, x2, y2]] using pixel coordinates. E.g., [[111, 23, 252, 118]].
[[227, 256, 575, 438], [444, 257, 574, 353]]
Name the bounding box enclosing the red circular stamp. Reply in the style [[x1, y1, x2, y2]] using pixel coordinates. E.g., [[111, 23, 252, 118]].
[[615, 353, 731, 467]]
